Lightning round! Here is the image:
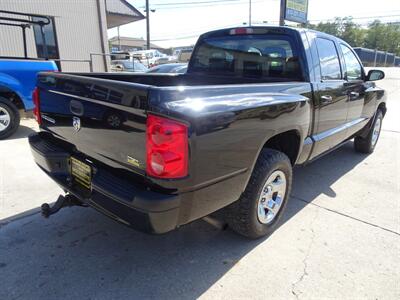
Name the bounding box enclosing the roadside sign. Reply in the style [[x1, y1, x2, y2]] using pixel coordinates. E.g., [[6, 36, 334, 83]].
[[284, 0, 309, 24]]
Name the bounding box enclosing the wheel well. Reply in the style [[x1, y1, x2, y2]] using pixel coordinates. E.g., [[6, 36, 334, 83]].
[[263, 130, 301, 165], [378, 102, 387, 116], [0, 90, 25, 110]]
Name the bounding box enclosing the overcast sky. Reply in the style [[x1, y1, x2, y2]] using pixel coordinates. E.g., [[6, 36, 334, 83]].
[[108, 0, 400, 48]]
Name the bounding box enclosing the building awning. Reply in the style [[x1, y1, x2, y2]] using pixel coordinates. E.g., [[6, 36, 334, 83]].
[[106, 0, 145, 29]]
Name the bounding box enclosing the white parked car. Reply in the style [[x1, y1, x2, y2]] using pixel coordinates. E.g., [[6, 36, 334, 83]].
[[131, 50, 168, 68], [110, 59, 148, 72]]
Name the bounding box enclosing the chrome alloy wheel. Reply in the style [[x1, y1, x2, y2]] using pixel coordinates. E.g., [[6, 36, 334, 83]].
[[0, 107, 11, 132], [257, 170, 287, 224], [371, 116, 382, 146]]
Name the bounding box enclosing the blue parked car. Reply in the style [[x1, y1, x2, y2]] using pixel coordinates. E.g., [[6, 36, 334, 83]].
[[0, 10, 58, 139]]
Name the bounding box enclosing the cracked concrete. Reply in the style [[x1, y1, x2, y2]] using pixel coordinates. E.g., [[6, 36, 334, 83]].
[[0, 68, 399, 299], [291, 209, 318, 300]]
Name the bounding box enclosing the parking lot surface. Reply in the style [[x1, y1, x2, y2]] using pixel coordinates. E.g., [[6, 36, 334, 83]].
[[0, 69, 399, 300]]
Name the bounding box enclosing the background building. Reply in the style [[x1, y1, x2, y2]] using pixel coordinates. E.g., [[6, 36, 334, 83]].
[[0, 0, 144, 72], [109, 36, 164, 53]]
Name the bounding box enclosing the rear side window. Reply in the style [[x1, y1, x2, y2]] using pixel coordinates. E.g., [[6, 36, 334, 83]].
[[190, 34, 303, 80], [315, 38, 341, 80], [340, 44, 363, 80]]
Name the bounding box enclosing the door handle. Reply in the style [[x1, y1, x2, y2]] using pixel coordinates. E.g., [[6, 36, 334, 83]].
[[320, 95, 333, 103], [349, 91, 360, 100]]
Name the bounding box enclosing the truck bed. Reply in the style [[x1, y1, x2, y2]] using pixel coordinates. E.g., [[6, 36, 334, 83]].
[[69, 71, 302, 86], [37, 72, 312, 192]]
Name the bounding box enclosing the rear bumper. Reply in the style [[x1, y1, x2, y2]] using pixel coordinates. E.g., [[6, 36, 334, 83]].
[[28, 133, 181, 234]]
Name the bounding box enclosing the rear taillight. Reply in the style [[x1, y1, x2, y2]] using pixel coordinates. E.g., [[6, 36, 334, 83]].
[[32, 87, 42, 125], [146, 114, 188, 179]]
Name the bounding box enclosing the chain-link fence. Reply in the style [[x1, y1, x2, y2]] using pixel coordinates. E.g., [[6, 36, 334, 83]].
[[354, 47, 400, 67]]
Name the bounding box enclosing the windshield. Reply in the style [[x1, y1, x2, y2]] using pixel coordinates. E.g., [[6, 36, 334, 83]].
[[190, 34, 302, 80]]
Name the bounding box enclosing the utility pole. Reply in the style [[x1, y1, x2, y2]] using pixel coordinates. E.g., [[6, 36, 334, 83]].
[[146, 0, 150, 50], [117, 26, 121, 51], [279, 0, 285, 26], [249, 0, 252, 26]]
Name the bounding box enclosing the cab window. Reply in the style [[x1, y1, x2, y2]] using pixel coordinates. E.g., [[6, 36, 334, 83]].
[[340, 44, 363, 80], [315, 38, 341, 80], [191, 34, 303, 80]]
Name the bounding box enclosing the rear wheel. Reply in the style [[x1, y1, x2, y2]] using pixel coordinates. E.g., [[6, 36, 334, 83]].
[[0, 97, 20, 140], [225, 149, 292, 239], [354, 110, 383, 154]]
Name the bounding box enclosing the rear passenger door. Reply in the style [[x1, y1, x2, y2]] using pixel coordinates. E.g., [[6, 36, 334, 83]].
[[310, 37, 348, 159], [339, 44, 368, 136]]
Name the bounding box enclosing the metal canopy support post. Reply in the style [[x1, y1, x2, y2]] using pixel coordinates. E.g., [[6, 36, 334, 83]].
[[146, 0, 150, 50], [39, 25, 48, 59], [249, 0, 252, 26], [117, 26, 121, 51], [279, 0, 286, 26], [89, 53, 94, 72], [21, 25, 28, 58]]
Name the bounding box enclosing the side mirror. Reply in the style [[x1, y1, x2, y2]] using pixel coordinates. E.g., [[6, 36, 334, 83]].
[[367, 69, 385, 81]]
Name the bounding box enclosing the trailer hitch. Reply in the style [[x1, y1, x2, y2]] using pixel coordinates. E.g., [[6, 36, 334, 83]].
[[41, 194, 88, 218]]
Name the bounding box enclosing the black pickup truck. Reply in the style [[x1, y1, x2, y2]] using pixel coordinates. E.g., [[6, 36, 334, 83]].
[[29, 27, 386, 239]]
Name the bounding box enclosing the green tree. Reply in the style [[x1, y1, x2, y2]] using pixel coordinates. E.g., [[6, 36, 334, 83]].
[[365, 21, 400, 55], [301, 18, 400, 55], [340, 17, 365, 47], [302, 18, 342, 36]]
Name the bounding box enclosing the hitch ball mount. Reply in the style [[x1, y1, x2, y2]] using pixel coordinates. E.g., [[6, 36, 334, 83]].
[[41, 194, 87, 218]]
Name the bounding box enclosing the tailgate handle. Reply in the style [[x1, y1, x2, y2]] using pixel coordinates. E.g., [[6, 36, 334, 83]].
[[70, 100, 84, 116]]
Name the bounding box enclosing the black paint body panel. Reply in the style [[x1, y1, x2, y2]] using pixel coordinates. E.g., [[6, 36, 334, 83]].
[[32, 26, 386, 233]]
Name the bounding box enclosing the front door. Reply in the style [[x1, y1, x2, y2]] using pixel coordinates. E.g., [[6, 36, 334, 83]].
[[309, 37, 349, 159], [339, 43, 368, 136]]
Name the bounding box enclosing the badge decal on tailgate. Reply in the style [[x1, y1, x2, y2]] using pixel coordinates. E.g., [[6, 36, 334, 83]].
[[127, 155, 141, 168], [72, 116, 81, 132]]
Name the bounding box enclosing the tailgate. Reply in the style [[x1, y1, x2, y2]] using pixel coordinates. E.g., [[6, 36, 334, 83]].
[[37, 72, 150, 174]]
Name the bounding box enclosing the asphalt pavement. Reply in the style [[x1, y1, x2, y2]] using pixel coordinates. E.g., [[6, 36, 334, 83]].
[[0, 68, 399, 300]]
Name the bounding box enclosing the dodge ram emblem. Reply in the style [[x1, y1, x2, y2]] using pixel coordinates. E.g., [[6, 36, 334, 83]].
[[72, 116, 81, 132]]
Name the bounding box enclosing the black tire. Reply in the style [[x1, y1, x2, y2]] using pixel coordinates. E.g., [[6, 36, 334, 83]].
[[0, 97, 20, 140], [354, 110, 383, 154], [225, 149, 292, 239]]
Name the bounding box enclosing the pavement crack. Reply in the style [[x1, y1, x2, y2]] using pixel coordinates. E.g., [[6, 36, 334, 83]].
[[292, 195, 400, 237], [382, 129, 400, 134], [291, 209, 318, 299]]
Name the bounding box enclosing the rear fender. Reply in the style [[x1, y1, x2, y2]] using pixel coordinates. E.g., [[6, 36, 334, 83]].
[[0, 76, 27, 110], [241, 100, 310, 191], [246, 126, 304, 181]]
